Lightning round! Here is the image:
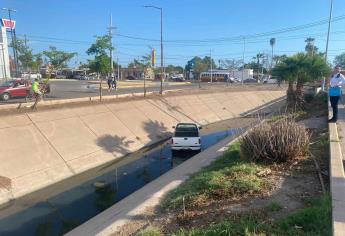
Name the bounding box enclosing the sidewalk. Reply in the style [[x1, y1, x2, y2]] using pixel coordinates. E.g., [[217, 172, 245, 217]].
[[337, 98, 345, 161], [329, 96, 345, 236]]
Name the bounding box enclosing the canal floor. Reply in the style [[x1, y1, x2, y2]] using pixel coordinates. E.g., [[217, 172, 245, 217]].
[[0, 128, 240, 236]]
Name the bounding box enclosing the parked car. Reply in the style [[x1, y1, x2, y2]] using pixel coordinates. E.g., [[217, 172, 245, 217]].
[[21, 72, 42, 80], [170, 74, 185, 82], [126, 75, 137, 80], [56, 74, 67, 79], [226, 77, 235, 83], [79, 75, 90, 80], [243, 78, 258, 83], [0, 79, 50, 101], [171, 123, 201, 154], [263, 76, 278, 84]]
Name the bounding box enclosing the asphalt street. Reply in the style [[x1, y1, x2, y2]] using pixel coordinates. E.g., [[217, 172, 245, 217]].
[[0, 80, 227, 105]]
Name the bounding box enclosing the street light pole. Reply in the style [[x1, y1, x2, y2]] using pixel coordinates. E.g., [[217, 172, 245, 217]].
[[144, 5, 163, 94], [2, 8, 18, 77], [210, 49, 213, 83], [160, 8, 163, 94], [108, 14, 116, 78], [324, 0, 333, 90], [241, 36, 246, 85]]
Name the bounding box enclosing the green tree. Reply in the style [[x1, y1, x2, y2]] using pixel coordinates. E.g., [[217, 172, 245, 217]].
[[305, 38, 318, 56], [87, 35, 113, 75], [270, 38, 276, 68], [334, 53, 345, 68], [273, 53, 330, 109], [12, 39, 43, 72], [202, 56, 217, 70], [165, 65, 183, 74], [219, 59, 242, 70], [272, 54, 287, 65], [87, 35, 113, 100], [185, 56, 216, 79], [43, 46, 77, 70]]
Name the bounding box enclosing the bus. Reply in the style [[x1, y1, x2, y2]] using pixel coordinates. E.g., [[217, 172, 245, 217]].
[[200, 71, 232, 82]]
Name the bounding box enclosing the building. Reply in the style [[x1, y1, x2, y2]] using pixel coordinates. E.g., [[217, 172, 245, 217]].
[[0, 20, 11, 81], [121, 67, 154, 80], [231, 69, 254, 79], [200, 69, 254, 82]]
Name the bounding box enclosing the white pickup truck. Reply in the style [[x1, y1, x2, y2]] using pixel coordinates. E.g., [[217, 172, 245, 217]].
[[171, 123, 201, 153]]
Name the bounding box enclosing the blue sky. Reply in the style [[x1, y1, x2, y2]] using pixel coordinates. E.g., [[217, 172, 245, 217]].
[[1, 0, 345, 67]]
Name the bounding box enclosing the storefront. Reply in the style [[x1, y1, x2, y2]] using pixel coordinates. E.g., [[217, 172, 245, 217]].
[[0, 19, 11, 81]]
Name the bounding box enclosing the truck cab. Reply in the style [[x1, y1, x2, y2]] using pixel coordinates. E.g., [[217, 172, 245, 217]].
[[171, 123, 201, 154]]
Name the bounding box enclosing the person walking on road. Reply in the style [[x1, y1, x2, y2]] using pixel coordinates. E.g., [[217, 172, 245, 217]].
[[107, 76, 112, 92], [329, 65, 345, 123], [111, 76, 117, 90], [31, 78, 42, 110]]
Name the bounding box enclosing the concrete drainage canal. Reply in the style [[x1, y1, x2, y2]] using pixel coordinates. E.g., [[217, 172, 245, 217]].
[[0, 128, 241, 236]]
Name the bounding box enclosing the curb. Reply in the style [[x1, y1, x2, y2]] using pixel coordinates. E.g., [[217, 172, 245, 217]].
[[0, 89, 184, 112], [329, 102, 345, 236]]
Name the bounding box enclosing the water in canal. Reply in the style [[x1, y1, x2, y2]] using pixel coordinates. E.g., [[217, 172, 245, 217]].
[[0, 129, 238, 236]]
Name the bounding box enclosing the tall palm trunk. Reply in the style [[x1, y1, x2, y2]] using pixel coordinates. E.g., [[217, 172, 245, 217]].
[[295, 77, 304, 109], [286, 80, 295, 109]]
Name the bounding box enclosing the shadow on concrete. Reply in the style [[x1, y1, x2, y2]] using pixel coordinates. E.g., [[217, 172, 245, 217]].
[[97, 135, 134, 156], [146, 98, 199, 124], [159, 98, 199, 123], [143, 120, 172, 143]]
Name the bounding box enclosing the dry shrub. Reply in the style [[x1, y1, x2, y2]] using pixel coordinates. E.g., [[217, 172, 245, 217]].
[[241, 118, 310, 163]]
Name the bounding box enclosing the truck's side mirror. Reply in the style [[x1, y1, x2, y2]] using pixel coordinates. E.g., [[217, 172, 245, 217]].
[[172, 126, 175, 129], [199, 126, 202, 130]]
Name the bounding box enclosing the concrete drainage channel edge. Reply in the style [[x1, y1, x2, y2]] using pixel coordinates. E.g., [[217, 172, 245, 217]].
[[65, 129, 247, 236]]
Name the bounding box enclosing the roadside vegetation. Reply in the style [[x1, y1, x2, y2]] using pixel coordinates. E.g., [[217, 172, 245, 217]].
[[136, 90, 330, 236], [161, 195, 331, 236], [162, 142, 271, 210]]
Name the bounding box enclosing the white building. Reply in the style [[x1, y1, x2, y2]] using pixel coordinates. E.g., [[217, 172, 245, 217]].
[[231, 69, 253, 79], [0, 20, 11, 81]]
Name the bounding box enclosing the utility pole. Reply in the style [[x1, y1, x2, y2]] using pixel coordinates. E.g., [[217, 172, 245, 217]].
[[144, 5, 163, 94], [117, 57, 120, 80], [160, 8, 164, 94], [324, 0, 333, 90], [108, 14, 116, 78], [2, 8, 18, 77], [210, 49, 213, 83], [241, 36, 246, 85]]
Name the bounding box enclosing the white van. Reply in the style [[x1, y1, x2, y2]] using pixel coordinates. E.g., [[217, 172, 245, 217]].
[[171, 123, 201, 153]]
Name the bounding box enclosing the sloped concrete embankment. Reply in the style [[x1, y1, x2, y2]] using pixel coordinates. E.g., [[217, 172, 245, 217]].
[[0, 90, 284, 206]]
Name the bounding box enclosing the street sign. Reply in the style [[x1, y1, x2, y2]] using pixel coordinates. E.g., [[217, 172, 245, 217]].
[[1, 19, 16, 29]]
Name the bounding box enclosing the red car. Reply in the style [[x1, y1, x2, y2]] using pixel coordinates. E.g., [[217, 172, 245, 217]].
[[0, 79, 50, 101]]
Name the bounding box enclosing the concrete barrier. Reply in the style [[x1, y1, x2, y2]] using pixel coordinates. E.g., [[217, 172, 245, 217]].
[[0, 90, 285, 206], [329, 104, 345, 236]]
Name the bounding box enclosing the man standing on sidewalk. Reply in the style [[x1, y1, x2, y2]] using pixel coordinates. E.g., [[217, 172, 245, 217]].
[[31, 78, 42, 110], [329, 65, 345, 123]]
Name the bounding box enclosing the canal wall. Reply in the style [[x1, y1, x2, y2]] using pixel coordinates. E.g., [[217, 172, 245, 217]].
[[0, 90, 284, 206]]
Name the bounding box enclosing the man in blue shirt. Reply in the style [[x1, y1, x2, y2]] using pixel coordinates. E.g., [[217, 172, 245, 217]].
[[329, 65, 345, 122]]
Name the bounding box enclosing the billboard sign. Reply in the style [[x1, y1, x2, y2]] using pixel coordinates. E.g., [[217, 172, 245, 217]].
[[1, 19, 16, 29]]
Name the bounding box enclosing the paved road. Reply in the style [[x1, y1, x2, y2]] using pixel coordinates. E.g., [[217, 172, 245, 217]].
[[0, 80, 214, 105], [0, 79, 270, 105]]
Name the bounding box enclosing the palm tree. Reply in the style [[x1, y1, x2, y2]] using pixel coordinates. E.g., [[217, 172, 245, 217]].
[[272, 53, 330, 109], [270, 38, 276, 69], [305, 38, 317, 56], [272, 57, 298, 108]]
